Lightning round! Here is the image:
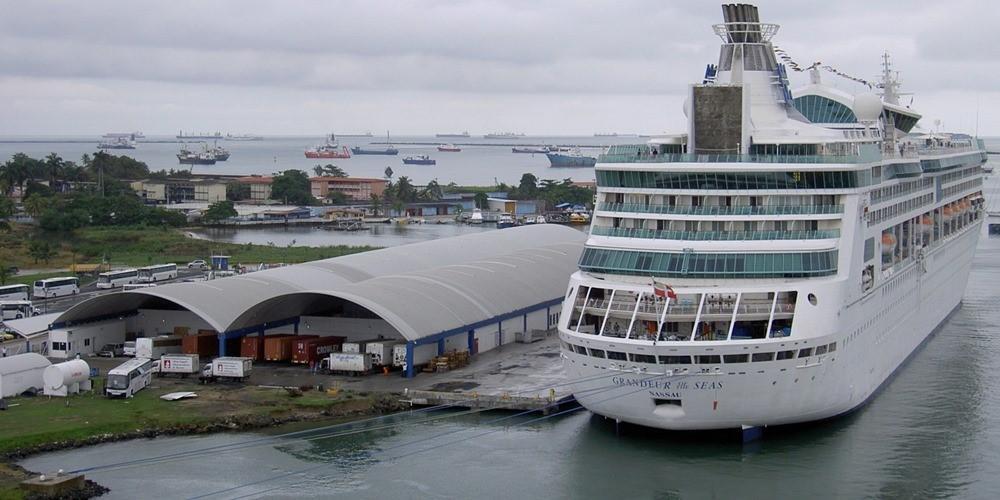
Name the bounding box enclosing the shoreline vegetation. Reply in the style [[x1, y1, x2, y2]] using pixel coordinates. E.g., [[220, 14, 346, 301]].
[[0, 378, 406, 498]]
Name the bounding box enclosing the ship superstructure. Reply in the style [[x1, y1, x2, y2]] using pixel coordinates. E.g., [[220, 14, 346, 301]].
[[557, 3, 986, 430]]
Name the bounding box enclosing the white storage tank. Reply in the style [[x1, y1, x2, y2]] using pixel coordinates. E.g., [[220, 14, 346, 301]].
[[43, 359, 93, 397], [0, 353, 51, 398]]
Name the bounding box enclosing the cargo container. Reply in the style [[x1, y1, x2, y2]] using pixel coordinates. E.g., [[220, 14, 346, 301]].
[[366, 340, 404, 367], [182, 333, 217, 357], [342, 337, 389, 354], [240, 335, 272, 361], [263, 335, 316, 362], [292, 336, 345, 365], [159, 353, 200, 376], [135, 335, 183, 360], [392, 343, 437, 371], [212, 357, 252, 380], [326, 352, 372, 374]]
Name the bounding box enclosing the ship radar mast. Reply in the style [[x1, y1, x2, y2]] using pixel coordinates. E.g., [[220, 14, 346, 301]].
[[879, 52, 911, 106]]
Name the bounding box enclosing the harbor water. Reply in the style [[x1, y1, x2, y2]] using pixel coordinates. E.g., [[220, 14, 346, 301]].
[[0, 135, 636, 185], [19, 227, 1000, 498]]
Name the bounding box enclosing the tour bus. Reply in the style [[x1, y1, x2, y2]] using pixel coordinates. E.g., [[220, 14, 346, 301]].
[[96, 268, 139, 289], [0, 300, 41, 320], [0, 284, 30, 302], [137, 263, 178, 283], [32, 277, 80, 299], [105, 357, 154, 398]]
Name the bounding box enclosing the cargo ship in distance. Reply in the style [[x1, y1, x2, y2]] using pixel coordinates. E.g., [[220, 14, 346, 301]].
[[558, 3, 986, 431], [98, 136, 136, 150], [177, 131, 223, 140], [484, 132, 525, 139], [436, 131, 470, 138]]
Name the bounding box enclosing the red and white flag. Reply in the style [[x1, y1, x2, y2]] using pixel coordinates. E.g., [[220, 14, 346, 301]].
[[652, 280, 676, 299]]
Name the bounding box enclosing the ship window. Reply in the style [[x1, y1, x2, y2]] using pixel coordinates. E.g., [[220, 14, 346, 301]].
[[723, 354, 748, 363], [864, 237, 875, 262], [815, 345, 828, 355], [807, 293, 818, 306], [695, 355, 722, 364], [607, 351, 627, 361], [631, 354, 656, 364], [660, 355, 692, 364], [827, 342, 837, 352], [573, 345, 587, 355], [752, 352, 775, 362], [776, 350, 795, 360], [589, 348, 606, 359], [654, 398, 683, 407], [798, 348, 813, 357]]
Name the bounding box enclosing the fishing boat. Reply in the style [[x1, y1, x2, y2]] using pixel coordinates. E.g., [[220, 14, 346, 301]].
[[177, 147, 216, 165], [437, 144, 461, 152], [305, 134, 351, 159], [402, 155, 436, 165]]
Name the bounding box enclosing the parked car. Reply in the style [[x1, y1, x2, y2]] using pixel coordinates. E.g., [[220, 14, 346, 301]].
[[187, 259, 207, 269], [5, 266, 18, 275], [122, 341, 136, 357], [97, 343, 126, 357]]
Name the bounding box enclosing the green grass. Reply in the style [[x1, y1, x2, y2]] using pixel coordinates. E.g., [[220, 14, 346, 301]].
[[0, 379, 368, 456], [0, 225, 377, 274]]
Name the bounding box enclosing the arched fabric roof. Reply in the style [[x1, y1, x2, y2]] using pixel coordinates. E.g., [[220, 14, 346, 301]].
[[0, 353, 51, 375], [53, 225, 587, 340]]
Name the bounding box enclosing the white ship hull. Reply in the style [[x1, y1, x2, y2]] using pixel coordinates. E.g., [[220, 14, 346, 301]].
[[559, 224, 979, 430]]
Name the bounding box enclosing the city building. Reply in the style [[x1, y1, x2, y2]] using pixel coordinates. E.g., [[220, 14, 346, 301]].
[[310, 177, 387, 202], [236, 175, 273, 202], [131, 179, 227, 204]]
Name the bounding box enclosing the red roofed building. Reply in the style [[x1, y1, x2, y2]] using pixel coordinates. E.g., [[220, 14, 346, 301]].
[[310, 177, 387, 202]]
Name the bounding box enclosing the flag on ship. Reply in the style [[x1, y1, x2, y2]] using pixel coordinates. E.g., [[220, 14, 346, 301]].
[[651, 279, 676, 299]]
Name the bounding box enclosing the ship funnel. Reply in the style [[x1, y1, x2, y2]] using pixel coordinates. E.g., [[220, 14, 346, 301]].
[[714, 4, 778, 43]]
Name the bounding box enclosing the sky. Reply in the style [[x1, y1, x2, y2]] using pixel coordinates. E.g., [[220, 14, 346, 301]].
[[0, 0, 995, 136]]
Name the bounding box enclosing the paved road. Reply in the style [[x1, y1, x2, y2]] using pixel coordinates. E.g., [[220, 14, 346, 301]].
[[31, 267, 207, 315]]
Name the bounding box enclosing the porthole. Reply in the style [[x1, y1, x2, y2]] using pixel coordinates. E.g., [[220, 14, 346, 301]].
[[807, 293, 818, 306]]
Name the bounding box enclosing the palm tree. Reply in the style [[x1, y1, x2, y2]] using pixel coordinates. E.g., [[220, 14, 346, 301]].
[[23, 194, 50, 218], [420, 179, 443, 201], [44, 153, 64, 188], [369, 193, 382, 216]]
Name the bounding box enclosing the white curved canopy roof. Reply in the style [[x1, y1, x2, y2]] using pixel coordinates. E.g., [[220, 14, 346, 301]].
[[54, 225, 587, 341]]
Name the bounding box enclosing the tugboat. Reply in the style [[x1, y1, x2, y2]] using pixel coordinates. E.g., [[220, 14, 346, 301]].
[[437, 144, 461, 152], [305, 134, 352, 159], [177, 147, 217, 165], [402, 155, 436, 165]]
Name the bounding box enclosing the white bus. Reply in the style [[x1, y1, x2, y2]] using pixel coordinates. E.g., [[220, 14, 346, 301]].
[[33, 277, 80, 298], [96, 268, 139, 289], [0, 300, 41, 320], [137, 263, 178, 283], [105, 357, 154, 398], [0, 284, 30, 301]]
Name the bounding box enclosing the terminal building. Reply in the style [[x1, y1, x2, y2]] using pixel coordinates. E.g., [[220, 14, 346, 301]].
[[48, 225, 585, 376]]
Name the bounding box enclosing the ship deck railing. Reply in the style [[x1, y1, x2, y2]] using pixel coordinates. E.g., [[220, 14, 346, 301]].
[[590, 226, 840, 241], [596, 202, 844, 216], [574, 297, 794, 320], [597, 151, 878, 165]]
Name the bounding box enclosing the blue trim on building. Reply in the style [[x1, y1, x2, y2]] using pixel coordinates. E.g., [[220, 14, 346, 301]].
[[217, 316, 300, 356]]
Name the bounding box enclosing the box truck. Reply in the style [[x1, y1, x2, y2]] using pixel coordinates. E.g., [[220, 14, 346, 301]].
[[159, 353, 200, 377]]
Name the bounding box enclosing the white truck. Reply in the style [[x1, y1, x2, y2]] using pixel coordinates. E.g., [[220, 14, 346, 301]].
[[342, 337, 387, 354], [392, 343, 437, 371], [210, 357, 252, 381], [325, 352, 373, 374], [135, 335, 183, 359], [365, 340, 404, 367], [159, 353, 200, 377]]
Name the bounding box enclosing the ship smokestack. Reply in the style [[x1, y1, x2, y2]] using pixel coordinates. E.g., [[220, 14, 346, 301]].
[[721, 4, 762, 43]]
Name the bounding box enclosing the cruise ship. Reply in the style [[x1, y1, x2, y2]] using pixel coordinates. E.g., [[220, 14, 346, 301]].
[[557, 4, 987, 431]]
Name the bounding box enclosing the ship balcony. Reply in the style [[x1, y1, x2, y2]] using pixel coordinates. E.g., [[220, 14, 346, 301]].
[[590, 226, 840, 241], [567, 288, 798, 342], [595, 202, 844, 217]]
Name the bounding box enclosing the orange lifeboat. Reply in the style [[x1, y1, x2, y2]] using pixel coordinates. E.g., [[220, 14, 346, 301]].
[[882, 232, 897, 255]]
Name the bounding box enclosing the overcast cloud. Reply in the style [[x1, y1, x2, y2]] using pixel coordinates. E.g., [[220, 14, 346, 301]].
[[0, 0, 995, 135]]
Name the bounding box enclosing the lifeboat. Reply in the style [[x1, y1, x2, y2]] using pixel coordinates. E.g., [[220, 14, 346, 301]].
[[881, 232, 897, 255], [919, 215, 933, 235]]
